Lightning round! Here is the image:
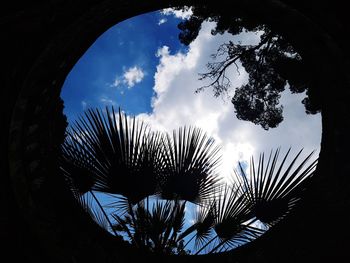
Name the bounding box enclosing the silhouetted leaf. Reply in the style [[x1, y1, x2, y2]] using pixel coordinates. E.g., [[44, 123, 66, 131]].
[[233, 148, 317, 225], [160, 126, 222, 203], [61, 107, 166, 204]]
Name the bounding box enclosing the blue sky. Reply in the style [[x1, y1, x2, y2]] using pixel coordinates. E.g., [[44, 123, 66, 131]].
[[61, 10, 188, 121]]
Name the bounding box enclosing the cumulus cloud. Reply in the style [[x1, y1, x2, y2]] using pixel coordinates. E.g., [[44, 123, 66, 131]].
[[158, 18, 167, 25], [123, 66, 145, 88], [137, 21, 321, 182], [111, 77, 121, 88], [161, 7, 193, 20], [110, 66, 145, 88]]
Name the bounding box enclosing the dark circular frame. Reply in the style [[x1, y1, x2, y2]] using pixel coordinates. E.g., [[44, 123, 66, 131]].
[[7, 0, 349, 262]]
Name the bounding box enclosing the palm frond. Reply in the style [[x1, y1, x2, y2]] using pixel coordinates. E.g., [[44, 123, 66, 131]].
[[176, 223, 198, 243], [193, 201, 216, 249], [170, 201, 187, 239], [160, 126, 222, 203], [90, 203, 111, 232], [233, 148, 318, 225], [149, 200, 173, 234], [60, 131, 100, 194], [78, 192, 110, 232], [212, 225, 264, 253], [112, 214, 137, 245], [213, 184, 252, 240], [104, 193, 130, 216], [63, 107, 165, 204], [132, 200, 152, 248]]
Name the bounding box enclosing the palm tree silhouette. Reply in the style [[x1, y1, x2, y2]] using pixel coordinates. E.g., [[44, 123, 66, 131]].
[[112, 199, 187, 254], [59, 107, 317, 255]]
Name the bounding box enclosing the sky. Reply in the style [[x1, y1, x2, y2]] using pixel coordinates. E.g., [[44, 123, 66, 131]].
[[60, 8, 322, 251], [61, 8, 321, 182], [61, 9, 190, 118]]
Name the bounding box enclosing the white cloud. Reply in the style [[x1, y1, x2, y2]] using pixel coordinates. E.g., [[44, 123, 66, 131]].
[[110, 66, 145, 89], [161, 7, 193, 20], [158, 18, 167, 25], [123, 66, 145, 88], [100, 96, 116, 106], [137, 21, 321, 182], [111, 77, 121, 88]]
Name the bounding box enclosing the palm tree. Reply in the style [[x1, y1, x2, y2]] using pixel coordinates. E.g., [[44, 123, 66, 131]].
[[59, 107, 318, 255], [111, 181, 272, 255], [59, 107, 222, 247]]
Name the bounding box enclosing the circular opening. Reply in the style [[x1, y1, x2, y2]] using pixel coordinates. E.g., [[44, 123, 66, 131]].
[[59, 5, 321, 256]]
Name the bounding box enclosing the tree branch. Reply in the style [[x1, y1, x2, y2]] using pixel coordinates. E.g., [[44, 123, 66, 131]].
[[197, 32, 274, 96]]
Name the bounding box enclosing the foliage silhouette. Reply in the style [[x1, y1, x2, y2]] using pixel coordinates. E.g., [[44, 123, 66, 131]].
[[233, 148, 318, 226], [177, 5, 321, 130], [112, 199, 188, 254], [61, 107, 165, 204], [160, 127, 221, 203], [60, 107, 317, 255]]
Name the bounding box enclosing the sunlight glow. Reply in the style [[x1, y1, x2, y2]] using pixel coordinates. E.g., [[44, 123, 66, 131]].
[[219, 142, 255, 183]]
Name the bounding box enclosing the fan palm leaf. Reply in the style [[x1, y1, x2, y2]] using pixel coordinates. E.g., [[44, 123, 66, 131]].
[[175, 200, 216, 250], [147, 200, 173, 250], [111, 197, 188, 254], [234, 148, 318, 225], [189, 184, 259, 254], [211, 225, 264, 253], [104, 193, 131, 217], [112, 213, 138, 246], [60, 132, 100, 195], [167, 200, 187, 242], [212, 185, 252, 239], [61, 107, 166, 204], [160, 126, 222, 203], [78, 192, 114, 233], [193, 201, 216, 249]]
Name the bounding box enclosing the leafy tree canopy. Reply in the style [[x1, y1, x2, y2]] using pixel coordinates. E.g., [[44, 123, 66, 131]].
[[177, 5, 321, 130]]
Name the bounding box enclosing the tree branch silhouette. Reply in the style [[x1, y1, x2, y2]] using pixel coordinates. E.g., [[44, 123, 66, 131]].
[[177, 5, 321, 129]]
